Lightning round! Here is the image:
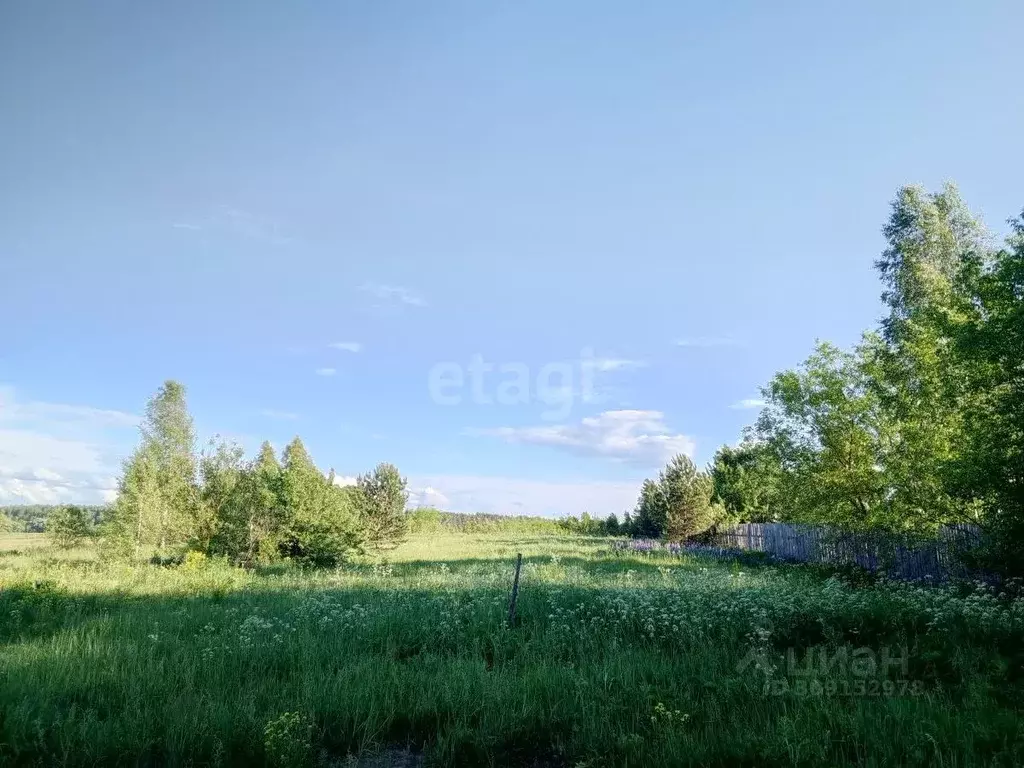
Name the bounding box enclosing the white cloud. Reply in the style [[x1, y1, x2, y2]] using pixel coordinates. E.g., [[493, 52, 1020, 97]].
[[674, 336, 741, 348], [587, 358, 646, 372], [314, 368, 336, 377], [0, 387, 139, 428], [730, 398, 766, 410], [173, 206, 292, 245], [0, 386, 135, 505], [474, 409, 695, 466], [359, 282, 426, 308], [329, 342, 362, 353], [407, 485, 451, 508], [407, 474, 641, 517], [331, 474, 358, 488], [259, 409, 299, 420]]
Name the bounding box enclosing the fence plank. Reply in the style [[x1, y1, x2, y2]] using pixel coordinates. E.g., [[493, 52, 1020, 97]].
[[712, 523, 981, 582]]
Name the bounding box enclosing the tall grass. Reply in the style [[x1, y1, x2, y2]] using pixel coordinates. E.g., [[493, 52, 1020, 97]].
[[1, 533, 1022, 766]]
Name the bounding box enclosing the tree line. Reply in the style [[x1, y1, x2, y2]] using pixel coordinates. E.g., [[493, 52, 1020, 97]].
[[682, 184, 1022, 576], [94, 381, 410, 566]]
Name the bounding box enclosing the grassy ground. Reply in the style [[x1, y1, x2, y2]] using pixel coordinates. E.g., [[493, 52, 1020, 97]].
[[1, 533, 1022, 766]]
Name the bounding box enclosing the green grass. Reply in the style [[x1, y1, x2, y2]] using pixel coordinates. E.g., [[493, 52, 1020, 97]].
[[0, 532, 48, 552], [1, 533, 1022, 766]]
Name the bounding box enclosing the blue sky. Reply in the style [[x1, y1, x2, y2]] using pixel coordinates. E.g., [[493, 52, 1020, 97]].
[[2, 2, 1022, 515]]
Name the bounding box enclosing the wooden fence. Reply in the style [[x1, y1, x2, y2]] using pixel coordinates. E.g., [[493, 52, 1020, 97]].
[[713, 522, 982, 582]]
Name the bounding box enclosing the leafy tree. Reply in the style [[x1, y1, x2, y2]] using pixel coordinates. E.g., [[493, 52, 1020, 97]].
[[47, 505, 91, 548], [754, 341, 887, 529], [107, 449, 165, 558], [357, 462, 409, 549], [950, 214, 1024, 572], [870, 184, 988, 527], [236, 441, 288, 563], [711, 443, 783, 522], [280, 437, 363, 566], [198, 437, 246, 557], [106, 380, 198, 557]]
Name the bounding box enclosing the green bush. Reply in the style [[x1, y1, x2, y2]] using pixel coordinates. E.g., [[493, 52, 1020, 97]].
[[46, 505, 91, 549]]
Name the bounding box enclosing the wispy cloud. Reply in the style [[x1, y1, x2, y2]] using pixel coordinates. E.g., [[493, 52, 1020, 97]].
[[674, 336, 742, 348], [729, 398, 766, 410], [171, 206, 292, 245], [259, 409, 299, 420], [329, 342, 362, 353], [314, 368, 337, 377], [359, 282, 426, 308], [472, 409, 694, 467], [586, 357, 647, 372]]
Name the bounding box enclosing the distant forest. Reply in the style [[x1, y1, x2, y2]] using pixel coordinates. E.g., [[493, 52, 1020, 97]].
[[1, 505, 105, 533]]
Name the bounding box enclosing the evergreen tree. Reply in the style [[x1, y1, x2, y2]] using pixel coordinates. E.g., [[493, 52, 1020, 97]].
[[280, 437, 362, 566], [660, 455, 718, 541], [357, 462, 409, 549], [632, 478, 667, 538]]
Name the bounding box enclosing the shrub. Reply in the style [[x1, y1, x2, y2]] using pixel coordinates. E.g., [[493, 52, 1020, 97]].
[[46, 505, 91, 549]]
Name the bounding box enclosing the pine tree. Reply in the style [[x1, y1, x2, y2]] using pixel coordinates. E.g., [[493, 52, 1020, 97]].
[[661, 455, 717, 541], [633, 478, 667, 538], [357, 462, 408, 549], [280, 437, 363, 566]]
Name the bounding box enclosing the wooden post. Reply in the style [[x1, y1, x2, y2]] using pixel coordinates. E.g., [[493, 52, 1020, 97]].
[[507, 553, 523, 628]]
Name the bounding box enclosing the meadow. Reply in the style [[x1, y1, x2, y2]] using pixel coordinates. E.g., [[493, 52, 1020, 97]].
[[1, 531, 1022, 767]]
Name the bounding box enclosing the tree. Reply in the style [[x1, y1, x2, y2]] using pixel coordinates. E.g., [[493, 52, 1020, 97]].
[[0, 511, 17, 533], [198, 437, 246, 557], [754, 341, 887, 529], [47, 505, 91, 548], [711, 443, 783, 522], [949, 214, 1024, 573], [235, 440, 287, 564], [632, 478, 667, 538], [660, 455, 719, 541], [604, 513, 621, 535], [106, 380, 198, 557], [870, 184, 988, 527], [280, 437, 363, 566], [630, 455, 720, 540], [357, 462, 408, 549]]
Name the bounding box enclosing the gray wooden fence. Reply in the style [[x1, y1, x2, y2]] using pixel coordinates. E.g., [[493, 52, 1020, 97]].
[[713, 522, 982, 582]]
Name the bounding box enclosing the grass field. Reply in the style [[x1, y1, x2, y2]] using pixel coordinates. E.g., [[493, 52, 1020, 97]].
[[1, 532, 1022, 766]]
